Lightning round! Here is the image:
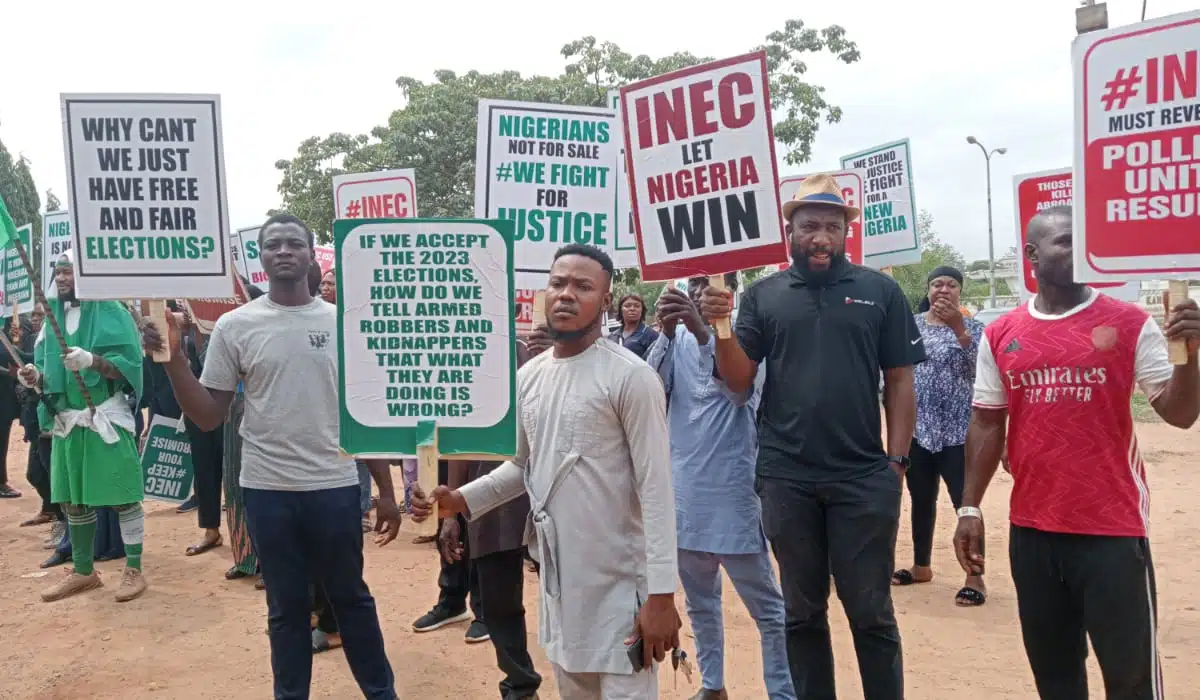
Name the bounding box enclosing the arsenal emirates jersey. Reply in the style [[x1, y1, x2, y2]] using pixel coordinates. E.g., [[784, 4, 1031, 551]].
[[973, 291, 1173, 537]]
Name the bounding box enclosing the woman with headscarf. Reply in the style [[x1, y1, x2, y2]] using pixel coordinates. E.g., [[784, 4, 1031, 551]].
[[222, 280, 263, 587], [891, 266, 989, 606], [607, 293, 659, 359]]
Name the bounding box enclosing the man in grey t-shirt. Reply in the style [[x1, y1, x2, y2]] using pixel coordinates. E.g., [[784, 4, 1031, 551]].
[[145, 214, 413, 700]]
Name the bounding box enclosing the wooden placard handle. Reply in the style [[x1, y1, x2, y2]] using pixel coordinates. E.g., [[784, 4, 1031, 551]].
[[1167, 280, 1191, 366], [415, 420, 439, 537], [140, 300, 172, 363], [708, 274, 731, 339]]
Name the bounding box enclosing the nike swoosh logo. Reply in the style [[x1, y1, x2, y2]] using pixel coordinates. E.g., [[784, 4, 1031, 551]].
[[911, 338, 923, 345]]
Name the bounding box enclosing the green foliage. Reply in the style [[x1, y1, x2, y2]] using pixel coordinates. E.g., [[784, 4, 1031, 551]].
[[891, 211, 1010, 311], [0, 140, 44, 285], [273, 21, 860, 243]]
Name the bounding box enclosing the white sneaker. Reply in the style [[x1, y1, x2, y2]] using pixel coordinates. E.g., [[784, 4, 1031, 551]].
[[43, 521, 66, 550]]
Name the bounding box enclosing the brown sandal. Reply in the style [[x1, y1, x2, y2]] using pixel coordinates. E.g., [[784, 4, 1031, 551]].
[[185, 535, 223, 556]]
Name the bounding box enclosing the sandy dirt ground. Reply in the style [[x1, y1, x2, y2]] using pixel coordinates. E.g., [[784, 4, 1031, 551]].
[[2, 419, 1199, 699]]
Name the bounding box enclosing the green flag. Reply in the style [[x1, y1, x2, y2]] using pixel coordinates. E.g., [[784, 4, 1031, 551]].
[[0, 196, 15, 250]]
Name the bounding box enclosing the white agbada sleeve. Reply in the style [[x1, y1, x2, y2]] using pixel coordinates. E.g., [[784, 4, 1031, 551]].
[[460, 407, 529, 520], [618, 363, 678, 595]]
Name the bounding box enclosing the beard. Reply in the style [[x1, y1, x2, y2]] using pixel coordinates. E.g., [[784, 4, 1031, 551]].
[[547, 308, 603, 343], [790, 243, 845, 286]]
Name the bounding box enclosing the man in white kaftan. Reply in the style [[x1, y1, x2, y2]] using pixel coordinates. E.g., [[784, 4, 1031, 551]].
[[459, 336, 677, 699]]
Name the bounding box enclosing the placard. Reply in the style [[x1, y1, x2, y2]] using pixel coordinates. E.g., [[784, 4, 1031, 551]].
[[336, 218, 517, 457], [230, 225, 331, 291], [515, 288, 536, 334], [60, 93, 232, 299], [2, 225, 34, 315], [840, 139, 921, 267], [184, 275, 250, 334], [42, 211, 72, 295], [1072, 10, 1200, 281], [474, 99, 618, 289], [607, 89, 640, 269], [333, 168, 417, 221], [1012, 168, 1140, 301], [621, 51, 787, 281], [140, 414, 194, 504], [779, 170, 866, 266]]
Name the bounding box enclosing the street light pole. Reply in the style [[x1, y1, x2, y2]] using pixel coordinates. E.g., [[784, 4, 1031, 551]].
[[966, 136, 1006, 309]]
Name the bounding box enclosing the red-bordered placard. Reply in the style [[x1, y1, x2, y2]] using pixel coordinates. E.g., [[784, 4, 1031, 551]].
[[620, 51, 787, 281]]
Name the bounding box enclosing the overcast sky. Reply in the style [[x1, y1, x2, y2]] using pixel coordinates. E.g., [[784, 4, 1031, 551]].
[[0, 0, 1187, 262]]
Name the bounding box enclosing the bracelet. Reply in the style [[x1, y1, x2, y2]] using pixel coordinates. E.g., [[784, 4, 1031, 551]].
[[956, 506, 983, 519]]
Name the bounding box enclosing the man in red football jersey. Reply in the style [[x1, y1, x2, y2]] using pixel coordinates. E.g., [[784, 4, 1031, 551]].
[[954, 205, 1200, 700]]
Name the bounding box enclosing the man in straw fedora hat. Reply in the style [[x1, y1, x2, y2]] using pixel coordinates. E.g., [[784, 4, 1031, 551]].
[[699, 173, 924, 699]]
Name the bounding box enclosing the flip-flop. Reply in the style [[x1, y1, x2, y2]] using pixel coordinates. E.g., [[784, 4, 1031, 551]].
[[225, 567, 250, 580], [891, 569, 928, 586], [955, 586, 987, 606], [0, 485, 22, 498], [185, 536, 223, 556]]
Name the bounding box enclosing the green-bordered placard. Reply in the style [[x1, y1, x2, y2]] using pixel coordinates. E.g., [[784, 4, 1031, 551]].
[[140, 415, 194, 504], [3, 224, 34, 315], [840, 138, 921, 268], [335, 218, 517, 458]]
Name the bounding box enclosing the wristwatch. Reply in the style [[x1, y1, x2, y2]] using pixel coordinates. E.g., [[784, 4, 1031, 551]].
[[887, 455, 910, 469]]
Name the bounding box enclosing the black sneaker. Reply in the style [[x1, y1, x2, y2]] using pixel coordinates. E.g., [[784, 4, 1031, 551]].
[[464, 619, 490, 644], [412, 606, 471, 633], [176, 496, 197, 514]]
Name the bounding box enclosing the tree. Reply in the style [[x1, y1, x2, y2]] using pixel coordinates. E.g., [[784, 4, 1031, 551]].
[[273, 21, 861, 242], [45, 189, 61, 212], [0, 141, 44, 286], [891, 211, 1010, 311]]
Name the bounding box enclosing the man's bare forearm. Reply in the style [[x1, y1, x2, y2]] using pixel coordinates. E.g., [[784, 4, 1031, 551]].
[[364, 459, 395, 500], [882, 367, 916, 457], [962, 409, 1007, 509], [713, 337, 758, 394], [1151, 360, 1200, 429], [162, 353, 230, 431]]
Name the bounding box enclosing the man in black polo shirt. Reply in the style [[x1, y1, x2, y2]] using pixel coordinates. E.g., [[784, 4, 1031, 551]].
[[700, 174, 923, 700]]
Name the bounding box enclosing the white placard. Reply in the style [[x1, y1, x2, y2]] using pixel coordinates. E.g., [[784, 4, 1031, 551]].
[[474, 99, 620, 289], [61, 93, 232, 299]]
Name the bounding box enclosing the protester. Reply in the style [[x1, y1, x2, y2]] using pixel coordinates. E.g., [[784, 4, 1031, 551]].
[[18, 251, 148, 603], [222, 280, 264, 586], [144, 214, 413, 699], [15, 308, 54, 526], [700, 174, 924, 699], [0, 314, 24, 499], [314, 268, 373, 531], [319, 269, 336, 305], [649, 276, 794, 700], [608, 293, 658, 359], [955, 205, 1200, 699], [411, 459, 483, 641], [891, 266, 987, 607], [183, 315, 225, 558], [424, 243, 680, 700], [437, 341, 542, 699]]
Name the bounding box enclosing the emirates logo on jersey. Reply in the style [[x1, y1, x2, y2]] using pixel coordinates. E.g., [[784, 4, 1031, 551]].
[[1005, 365, 1109, 404]]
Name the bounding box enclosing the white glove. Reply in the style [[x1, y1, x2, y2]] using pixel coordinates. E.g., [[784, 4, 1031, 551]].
[[62, 347, 95, 372], [17, 364, 40, 389]]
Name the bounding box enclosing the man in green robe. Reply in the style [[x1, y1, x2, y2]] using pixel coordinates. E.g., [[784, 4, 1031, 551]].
[[18, 251, 148, 603]]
